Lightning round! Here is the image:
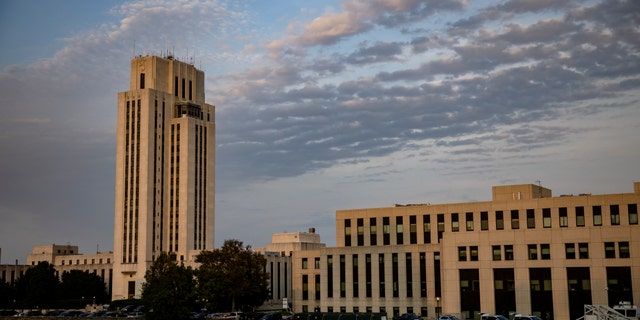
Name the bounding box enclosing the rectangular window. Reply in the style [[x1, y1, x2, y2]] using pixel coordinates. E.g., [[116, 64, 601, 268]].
[[629, 204, 638, 224], [619, 242, 630, 258], [302, 258, 308, 269], [543, 208, 551, 228], [470, 246, 478, 261], [140, 73, 145, 89], [182, 78, 186, 99], [392, 253, 399, 298], [405, 253, 413, 298], [511, 210, 520, 229], [466, 212, 474, 231], [189, 80, 193, 100], [559, 207, 568, 227], [492, 245, 501, 261], [540, 244, 551, 260], [423, 215, 431, 244], [365, 254, 372, 298], [526, 209, 535, 228], [505, 245, 514, 260], [576, 207, 585, 227], [370, 218, 377, 246], [593, 206, 602, 226], [496, 211, 504, 230], [339, 255, 346, 298], [302, 275, 309, 300], [357, 218, 364, 246], [344, 219, 352, 247], [458, 246, 467, 261], [409, 215, 417, 244], [420, 252, 427, 297], [378, 254, 385, 298], [604, 242, 616, 258], [528, 244, 538, 260], [396, 216, 404, 245], [565, 243, 576, 259], [579, 243, 589, 259], [327, 255, 333, 298], [383, 217, 390, 245], [451, 213, 459, 232], [437, 214, 444, 242], [315, 257, 320, 269], [481, 211, 489, 230], [353, 255, 359, 298], [610, 205, 620, 225], [315, 274, 321, 300]]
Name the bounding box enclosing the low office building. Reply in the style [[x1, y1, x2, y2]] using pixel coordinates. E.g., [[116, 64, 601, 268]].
[[292, 183, 640, 320]]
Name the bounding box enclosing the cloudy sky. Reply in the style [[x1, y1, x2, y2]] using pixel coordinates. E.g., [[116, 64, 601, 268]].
[[1, 0, 639, 263]]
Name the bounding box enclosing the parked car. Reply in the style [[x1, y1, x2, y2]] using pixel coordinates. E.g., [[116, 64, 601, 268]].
[[437, 315, 460, 320], [394, 313, 422, 320], [261, 312, 283, 320], [513, 315, 541, 320], [479, 314, 508, 320]]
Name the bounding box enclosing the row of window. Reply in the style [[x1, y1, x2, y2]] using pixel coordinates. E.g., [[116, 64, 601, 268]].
[[344, 204, 639, 246], [299, 305, 429, 318], [458, 242, 631, 261], [57, 258, 111, 266]]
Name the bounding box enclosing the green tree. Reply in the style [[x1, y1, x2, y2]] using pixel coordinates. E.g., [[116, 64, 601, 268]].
[[196, 239, 269, 312], [58, 270, 109, 307], [142, 252, 196, 320], [14, 261, 59, 309]]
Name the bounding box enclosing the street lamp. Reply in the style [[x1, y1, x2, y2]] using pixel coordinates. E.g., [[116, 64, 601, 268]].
[[436, 297, 440, 319]]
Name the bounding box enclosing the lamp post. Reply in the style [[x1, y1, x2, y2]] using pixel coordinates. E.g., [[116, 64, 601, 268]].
[[436, 297, 440, 319]]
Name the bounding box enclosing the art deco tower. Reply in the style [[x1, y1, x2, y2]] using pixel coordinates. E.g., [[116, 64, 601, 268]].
[[112, 55, 215, 300]]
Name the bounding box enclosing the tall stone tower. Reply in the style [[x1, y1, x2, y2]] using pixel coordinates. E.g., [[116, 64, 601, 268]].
[[112, 55, 215, 300]]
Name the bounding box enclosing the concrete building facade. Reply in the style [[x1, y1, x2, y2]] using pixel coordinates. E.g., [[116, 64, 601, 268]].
[[292, 183, 640, 320], [112, 55, 216, 300]]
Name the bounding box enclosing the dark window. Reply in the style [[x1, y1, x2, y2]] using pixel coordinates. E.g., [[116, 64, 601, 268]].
[[496, 211, 504, 230], [174, 76, 179, 96], [405, 253, 413, 298], [357, 218, 364, 246], [492, 245, 501, 261], [419, 252, 427, 297], [339, 255, 345, 298], [352, 255, 359, 298], [593, 206, 602, 226], [559, 207, 568, 227], [437, 214, 444, 242], [182, 78, 185, 99], [576, 207, 585, 227], [383, 217, 390, 245], [370, 217, 377, 246], [619, 242, 630, 258], [541, 244, 551, 260], [396, 216, 404, 245], [140, 73, 145, 89], [378, 254, 385, 297], [466, 212, 474, 231], [344, 219, 351, 247], [481, 211, 489, 230], [315, 257, 320, 269], [409, 215, 417, 244], [189, 80, 193, 100], [504, 245, 514, 260], [565, 243, 576, 259], [327, 255, 333, 298], [470, 246, 478, 261], [579, 243, 589, 259], [315, 274, 321, 300], [604, 242, 615, 258], [302, 275, 309, 300], [302, 258, 308, 269], [526, 209, 535, 228], [392, 253, 399, 297], [458, 246, 467, 261], [610, 205, 620, 225], [365, 254, 372, 297], [511, 210, 519, 229], [423, 215, 431, 244], [451, 213, 459, 232], [629, 204, 638, 224], [528, 244, 538, 260], [543, 208, 551, 228]]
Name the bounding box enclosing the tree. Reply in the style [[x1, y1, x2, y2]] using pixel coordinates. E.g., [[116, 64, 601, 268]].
[[196, 239, 269, 312], [14, 261, 59, 309], [58, 270, 109, 307], [142, 252, 196, 320]]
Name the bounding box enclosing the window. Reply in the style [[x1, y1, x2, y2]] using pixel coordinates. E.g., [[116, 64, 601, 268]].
[[383, 217, 390, 245], [593, 206, 602, 226], [496, 211, 504, 230], [557, 207, 568, 227], [619, 242, 630, 258], [315, 257, 320, 269], [423, 215, 431, 244], [466, 212, 474, 231], [505, 245, 514, 260], [565, 243, 576, 259], [370, 218, 377, 246], [610, 205, 620, 225], [344, 219, 351, 247], [579, 243, 589, 259], [470, 246, 478, 261], [396, 216, 404, 245], [481, 211, 489, 230], [357, 218, 364, 246], [511, 210, 520, 229], [576, 207, 585, 227], [409, 215, 417, 244], [543, 208, 551, 228], [526, 209, 535, 228], [528, 244, 538, 260], [540, 244, 551, 260], [139, 73, 145, 89], [302, 275, 309, 300], [451, 213, 459, 232], [458, 246, 467, 261], [492, 245, 501, 261], [302, 258, 308, 269], [604, 242, 616, 258], [437, 214, 444, 242], [629, 204, 638, 224]]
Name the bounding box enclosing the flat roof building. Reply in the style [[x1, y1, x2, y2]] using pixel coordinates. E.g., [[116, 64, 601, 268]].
[[292, 182, 640, 320]]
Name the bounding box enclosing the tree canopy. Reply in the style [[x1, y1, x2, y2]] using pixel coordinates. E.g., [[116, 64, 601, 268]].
[[142, 252, 196, 320]]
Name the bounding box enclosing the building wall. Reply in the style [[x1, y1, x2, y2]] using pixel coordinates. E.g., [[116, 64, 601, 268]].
[[293, 183, 640, 320], [112, 55, 215, 300]]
